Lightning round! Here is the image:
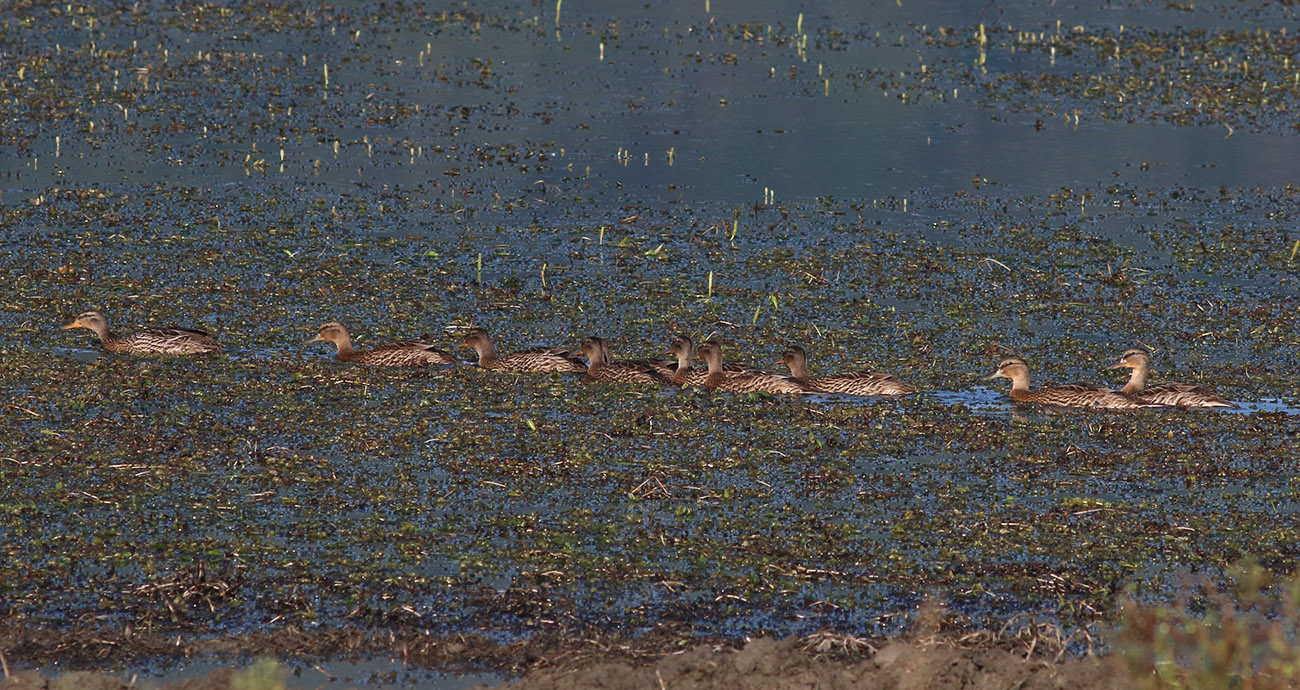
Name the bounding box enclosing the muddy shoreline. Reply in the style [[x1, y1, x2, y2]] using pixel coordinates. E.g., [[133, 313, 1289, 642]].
[[1, 625, 1129, 690]]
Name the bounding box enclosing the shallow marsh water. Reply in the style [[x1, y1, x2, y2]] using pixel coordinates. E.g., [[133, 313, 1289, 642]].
[[1, 0, 1299, 684]]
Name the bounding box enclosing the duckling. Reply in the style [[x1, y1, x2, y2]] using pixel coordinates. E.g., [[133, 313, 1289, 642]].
[[774, 345, 917, 396], [579, 336, 671, 385], [694, 340, 820, 395], [62, 310, 221, 355], [458, 327, 586, 372], [985, 357, 1162, 409], [1106, 348, 1233, 408], [307, 321, 458, 366]]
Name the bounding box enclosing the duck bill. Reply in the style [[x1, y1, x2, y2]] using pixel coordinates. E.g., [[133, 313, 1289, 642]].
[[982, 370, 1002, 380], [1104, 361, 1127, 370], [60, 322, 81, 330], [304, 334, 323, 346]]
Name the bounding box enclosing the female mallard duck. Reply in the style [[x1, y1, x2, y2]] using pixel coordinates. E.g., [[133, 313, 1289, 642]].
[[61, 310, 221, 355], [694, 340, 819, 395], [984, 357, 1162, 409], [459, 327, 586, 372], [579, 336, 671, 385], [307, 321, 459, 366], [1106, 348, 1234, 408], [652, 334, 748, 386], [774, 345, 917, 396]]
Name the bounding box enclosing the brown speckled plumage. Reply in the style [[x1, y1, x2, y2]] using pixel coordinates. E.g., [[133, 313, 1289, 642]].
[[985, 357, 1162, 409], [775, 345, 917, 396], [1107, 348, 1233, 408], [694, 340, 819, 395], [459, 328, 586, 372], [307, 321, 458, 366], [580, 337, 671, 385], [62, 310, 221, 355]]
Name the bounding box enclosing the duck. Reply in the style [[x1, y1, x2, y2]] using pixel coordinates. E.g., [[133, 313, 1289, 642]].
[[652, 334, 749, 386], [307, 321, 459, 366], [693, 340, 820, 395], [774, 345, 917, 396], [579, 336, 671, 385], [984, 357, 1162, 409], [61, 310, 221, 355], [1106, 348, 1234, 408], [459, 327, 586, 372]]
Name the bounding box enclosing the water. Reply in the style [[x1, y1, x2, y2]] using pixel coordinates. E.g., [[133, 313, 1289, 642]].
[[3, 2, 1298, 204], [1, 0, 1298, 680]]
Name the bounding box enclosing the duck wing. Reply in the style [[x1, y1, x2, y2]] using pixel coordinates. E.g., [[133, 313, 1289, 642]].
[[499, 347, 587, 372], [718, 370, 820, 395], [814, 370, 917, 396], [1142, 382, 1234, 408], [593, 361, 671, 385], [388, 341, 462, 364], [1046, 383, 1165, 408], [126, 327, 221, 354]]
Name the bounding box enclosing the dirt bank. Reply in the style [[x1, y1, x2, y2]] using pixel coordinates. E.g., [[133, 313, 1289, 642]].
[[478, 636, 1128, 690], [1, 636, 1132, 690]]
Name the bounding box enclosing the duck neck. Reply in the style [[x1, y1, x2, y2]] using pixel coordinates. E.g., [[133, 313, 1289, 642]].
[[1121, 363, 1149, 394], [787, 357, 810, 379], [586, 348, 606, 376], [1006, 370, 1031, 394], [672, 351, 692, 383], [476, 339, 499, 366], [332, 333, 356, 359], [90, 323, 119, 344], [702, 353, 725, 387]]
